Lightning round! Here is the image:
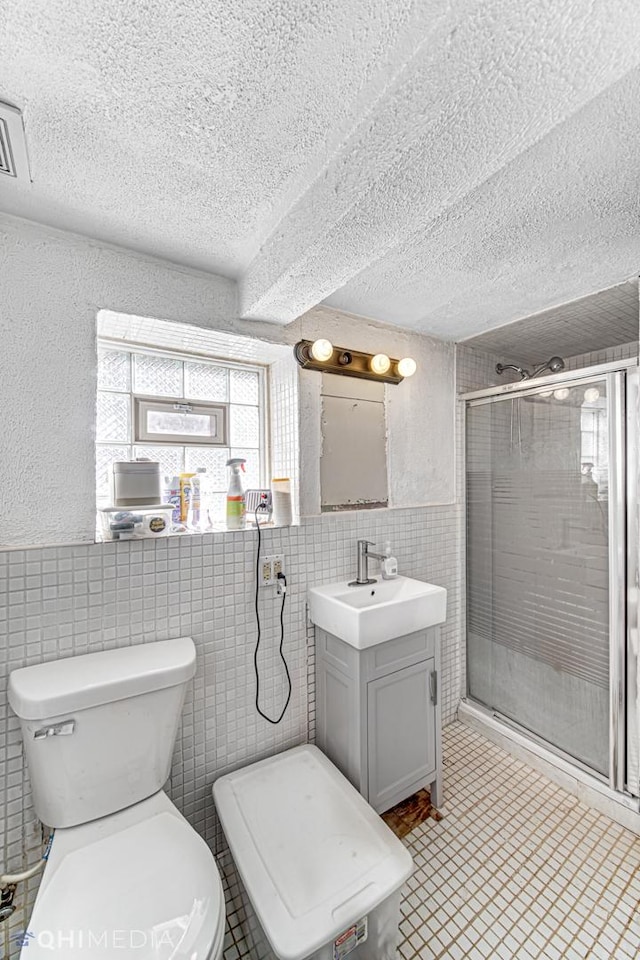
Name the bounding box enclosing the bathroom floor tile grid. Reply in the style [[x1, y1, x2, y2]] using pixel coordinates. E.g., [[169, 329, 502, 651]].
[[220, 722, 640, 959]]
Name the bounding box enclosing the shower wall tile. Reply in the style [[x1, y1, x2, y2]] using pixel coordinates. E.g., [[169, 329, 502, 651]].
[[461, 280, 638, 366], [563, 340, 638, 371], [0, 504, 461, 957], [456, 343, 514, 393]]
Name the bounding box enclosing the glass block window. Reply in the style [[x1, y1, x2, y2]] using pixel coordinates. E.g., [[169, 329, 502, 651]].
[[96, 346, 267, 523]]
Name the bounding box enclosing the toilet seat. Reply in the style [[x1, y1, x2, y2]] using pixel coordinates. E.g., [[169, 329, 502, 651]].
[[22, 791, 225, 959]]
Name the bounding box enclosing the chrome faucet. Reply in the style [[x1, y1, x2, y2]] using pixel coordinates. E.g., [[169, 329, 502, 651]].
[[349, 539, 388, 586]]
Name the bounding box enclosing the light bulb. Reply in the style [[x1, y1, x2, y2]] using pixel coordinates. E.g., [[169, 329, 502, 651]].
[[539, 390, 553, 398], [310, 339, 333, 362], [371, 353, 391, 374], [397, 357, 417, 378], [584, 387, 600, 403], [554, 388, 570, 401]]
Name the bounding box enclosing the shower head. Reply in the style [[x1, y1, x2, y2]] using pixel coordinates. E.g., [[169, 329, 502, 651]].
[[496, 356, 565, 381], [495, 362, 530, 380], [530, 356, 565, 378]]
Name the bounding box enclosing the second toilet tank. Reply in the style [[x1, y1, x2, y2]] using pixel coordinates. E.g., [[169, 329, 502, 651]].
[[8, 637, 195, 828]]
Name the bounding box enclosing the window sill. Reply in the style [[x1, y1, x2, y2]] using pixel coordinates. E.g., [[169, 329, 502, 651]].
[[95, 519, 298, 543]]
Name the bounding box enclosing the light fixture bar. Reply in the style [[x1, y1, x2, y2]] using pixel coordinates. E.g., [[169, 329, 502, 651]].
[[294, 339, 408, 384]]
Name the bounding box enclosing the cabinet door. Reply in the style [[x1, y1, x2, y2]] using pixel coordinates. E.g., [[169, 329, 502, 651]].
[[316, 659, 363, 792], [367, 658, 436, 813]]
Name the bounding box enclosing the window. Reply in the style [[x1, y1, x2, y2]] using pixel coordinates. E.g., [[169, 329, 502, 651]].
[[134, 398, 227, 445], [96, 345, 267, 520]]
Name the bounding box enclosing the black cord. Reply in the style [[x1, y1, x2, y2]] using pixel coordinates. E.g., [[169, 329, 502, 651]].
[[254, 511, 292, 724]]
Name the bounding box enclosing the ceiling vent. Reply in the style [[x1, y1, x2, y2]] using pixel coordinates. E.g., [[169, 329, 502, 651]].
[[0, 102, 31, 182]]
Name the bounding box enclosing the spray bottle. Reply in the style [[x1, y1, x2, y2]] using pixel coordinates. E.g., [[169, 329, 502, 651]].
[[226, 458, 247, 530]]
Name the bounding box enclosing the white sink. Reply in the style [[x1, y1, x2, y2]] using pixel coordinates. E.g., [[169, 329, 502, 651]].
[[308, 576, 447, 649]]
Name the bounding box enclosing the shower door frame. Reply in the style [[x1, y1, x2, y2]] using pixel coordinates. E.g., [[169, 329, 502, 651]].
[[461, 359, 640, 800]]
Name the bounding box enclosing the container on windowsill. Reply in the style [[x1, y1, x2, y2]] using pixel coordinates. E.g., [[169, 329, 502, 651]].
[[112, 460, 162, 507], [98, 505, 174, 541], [271, 477, 292, 526]]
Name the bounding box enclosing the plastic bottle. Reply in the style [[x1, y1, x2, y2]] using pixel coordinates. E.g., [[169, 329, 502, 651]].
[[187, 473, 201, 530], [381, 540, 399, 579], [192, 467, 214, 531], [163, 475, 182, 525], [179, 472, 196, 523], [226, 458, 247, 530]]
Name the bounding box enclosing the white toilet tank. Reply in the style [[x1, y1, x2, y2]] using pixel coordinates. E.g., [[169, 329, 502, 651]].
[[8, 637, 196, 828]]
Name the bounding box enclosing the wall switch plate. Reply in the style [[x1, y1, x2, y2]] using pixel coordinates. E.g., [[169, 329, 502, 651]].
[[260, 555, 284, 586]]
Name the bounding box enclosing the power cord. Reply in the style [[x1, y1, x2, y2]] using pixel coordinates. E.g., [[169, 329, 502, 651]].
[[254, 508, 292, 724]]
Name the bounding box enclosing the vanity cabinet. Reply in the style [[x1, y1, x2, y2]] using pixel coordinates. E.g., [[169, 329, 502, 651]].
[[315, 625, 442, 813]]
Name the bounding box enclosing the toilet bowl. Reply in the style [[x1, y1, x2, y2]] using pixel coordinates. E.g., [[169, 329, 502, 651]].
[[8, 637, 225, 959], [21, 791, 225, 959]]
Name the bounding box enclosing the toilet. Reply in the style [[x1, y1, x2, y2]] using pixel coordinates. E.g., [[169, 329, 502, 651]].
[[8, 637, 225, 959]]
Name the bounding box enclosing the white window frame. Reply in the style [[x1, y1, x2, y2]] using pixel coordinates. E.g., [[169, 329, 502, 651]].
[[134, 396, 229, 445], [96, 341, 269, 508]]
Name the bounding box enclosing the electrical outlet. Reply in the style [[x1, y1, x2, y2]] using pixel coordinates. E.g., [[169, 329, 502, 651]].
[[261, 558, 273, 586], [260, 555, 285, 586]]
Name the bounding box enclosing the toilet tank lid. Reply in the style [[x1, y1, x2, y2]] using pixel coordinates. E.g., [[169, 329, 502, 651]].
[[8, 637, 196, 720]]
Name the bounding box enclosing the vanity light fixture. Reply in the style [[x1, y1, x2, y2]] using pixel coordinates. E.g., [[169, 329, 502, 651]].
[[310, 339, 334, 362], [397, 357, 417, 378], [554, 387, 570, 401], [370, 353, 391, 375], [294, 339, 416, 385], [584, 387, 600, 403]]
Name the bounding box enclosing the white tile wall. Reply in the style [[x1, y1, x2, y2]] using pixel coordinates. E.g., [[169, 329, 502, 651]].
[[268, 355, 300, 521], [460, 280, 638, 366], [0, 504, 461, 956]]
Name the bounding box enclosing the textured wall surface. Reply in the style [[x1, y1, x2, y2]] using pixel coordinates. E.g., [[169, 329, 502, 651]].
[[2, 1, 640, 336], [0, 215, 455, 545], [294, 304, 455, 512]]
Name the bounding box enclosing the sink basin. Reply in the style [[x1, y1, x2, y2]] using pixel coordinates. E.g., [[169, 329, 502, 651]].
[[308, 576, 447, 649]]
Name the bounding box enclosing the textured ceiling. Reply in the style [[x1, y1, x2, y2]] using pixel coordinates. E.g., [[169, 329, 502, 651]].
[[2, 0, 640, 338]]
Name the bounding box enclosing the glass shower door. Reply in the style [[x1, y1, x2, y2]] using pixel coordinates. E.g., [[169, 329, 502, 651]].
[[466, 375, 624, 779]]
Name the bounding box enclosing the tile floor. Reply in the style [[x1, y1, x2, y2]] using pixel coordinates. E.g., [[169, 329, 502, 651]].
[[220, 722, 640, 959]]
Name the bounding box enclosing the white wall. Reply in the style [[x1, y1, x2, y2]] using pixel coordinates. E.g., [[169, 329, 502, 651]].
[[0, 214, 455, 546], [294, 305, 455, 514], [0, 214, 461, 957]]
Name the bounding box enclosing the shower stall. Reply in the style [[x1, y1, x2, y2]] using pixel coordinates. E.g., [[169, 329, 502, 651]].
[[463, 360, 640, 801]]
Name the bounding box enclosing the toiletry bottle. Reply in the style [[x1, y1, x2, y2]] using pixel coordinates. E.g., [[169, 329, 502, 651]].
[[226, 458, 247, 530], [194, 467, 214, 531], [187, 472, 201, 529], [164, 475, 182, 525], [381, 540, 399, 579], [179, 472, 196, 523]]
